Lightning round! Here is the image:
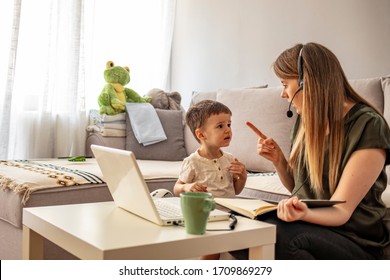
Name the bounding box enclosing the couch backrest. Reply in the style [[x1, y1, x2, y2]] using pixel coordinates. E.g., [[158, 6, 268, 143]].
[[185, 75, 390, 173]]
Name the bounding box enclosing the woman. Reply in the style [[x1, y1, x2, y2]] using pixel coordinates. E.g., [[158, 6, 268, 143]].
[[236, 42, 390, 259]]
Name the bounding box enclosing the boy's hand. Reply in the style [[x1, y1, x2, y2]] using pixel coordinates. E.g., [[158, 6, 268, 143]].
[[229, 158, 247, 181], [185, 182, 208, 192]]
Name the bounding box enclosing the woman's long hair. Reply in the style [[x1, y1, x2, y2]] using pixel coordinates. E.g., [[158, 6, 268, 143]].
[[273, 42, 372, 195]]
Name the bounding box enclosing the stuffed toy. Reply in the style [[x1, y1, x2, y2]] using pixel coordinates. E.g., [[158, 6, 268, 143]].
[[98, 61, 151, 115], [146, 88, 182, 110]]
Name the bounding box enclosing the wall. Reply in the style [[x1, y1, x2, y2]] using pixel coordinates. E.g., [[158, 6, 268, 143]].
[[171, 0, 390, 108]]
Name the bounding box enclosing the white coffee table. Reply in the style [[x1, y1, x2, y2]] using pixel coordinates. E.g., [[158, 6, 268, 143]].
[[23, 201, 276, 260]]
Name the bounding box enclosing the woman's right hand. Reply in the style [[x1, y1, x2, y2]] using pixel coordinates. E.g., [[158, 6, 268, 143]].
[[246, 121, 284, 164], [256, 135, 283, 164]]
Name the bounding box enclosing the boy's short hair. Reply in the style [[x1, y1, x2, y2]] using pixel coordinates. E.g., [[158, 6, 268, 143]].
[[186, 100, 232, 142]]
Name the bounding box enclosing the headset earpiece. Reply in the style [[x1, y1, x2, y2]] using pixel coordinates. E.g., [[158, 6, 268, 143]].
[[286, 47, 304, 118], [297, 48, 304, 88]]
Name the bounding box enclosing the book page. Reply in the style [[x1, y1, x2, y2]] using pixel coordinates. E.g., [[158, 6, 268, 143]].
[[245, 173, 290, 195], [215, 198, 277, 219]]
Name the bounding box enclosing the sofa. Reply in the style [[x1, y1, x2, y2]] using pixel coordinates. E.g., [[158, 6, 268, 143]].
[[1, 75, 389, 260]]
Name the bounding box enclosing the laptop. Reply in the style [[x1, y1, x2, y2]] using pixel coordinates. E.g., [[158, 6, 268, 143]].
[[91, 144, 230, 226]]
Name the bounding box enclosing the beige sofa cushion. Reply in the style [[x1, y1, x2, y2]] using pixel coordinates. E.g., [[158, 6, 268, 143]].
[[381, 75, 390, 181], [349, 77, 385, 113], [216, 87, 296, 172], [381, 75, 390, 127]]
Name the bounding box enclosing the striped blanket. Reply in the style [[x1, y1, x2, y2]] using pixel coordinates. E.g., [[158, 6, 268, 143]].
[[0, 159, 104, 205]]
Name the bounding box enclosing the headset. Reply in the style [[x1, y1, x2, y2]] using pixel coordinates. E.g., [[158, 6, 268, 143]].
[[287, 47, 304, 118]]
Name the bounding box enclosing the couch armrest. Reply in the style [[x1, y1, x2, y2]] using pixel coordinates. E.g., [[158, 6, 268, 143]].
[[85, 132, 126, 157]]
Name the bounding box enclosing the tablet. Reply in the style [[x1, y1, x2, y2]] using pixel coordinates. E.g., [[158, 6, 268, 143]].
[[301, 199, 346, 208]]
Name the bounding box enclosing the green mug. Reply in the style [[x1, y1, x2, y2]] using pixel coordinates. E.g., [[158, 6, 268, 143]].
[[180, 192, 215, 235]]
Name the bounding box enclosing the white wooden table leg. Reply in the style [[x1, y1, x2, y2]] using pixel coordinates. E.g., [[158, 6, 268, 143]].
[[23, 225, 44, 260], [248, 244, 274, 260]]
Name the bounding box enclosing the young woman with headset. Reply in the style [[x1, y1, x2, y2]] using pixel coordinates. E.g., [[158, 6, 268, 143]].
[[233, 42, 390, 259]]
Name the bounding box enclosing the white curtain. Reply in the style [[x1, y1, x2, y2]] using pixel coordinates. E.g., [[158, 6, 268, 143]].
[[0, 0, 176, 159]]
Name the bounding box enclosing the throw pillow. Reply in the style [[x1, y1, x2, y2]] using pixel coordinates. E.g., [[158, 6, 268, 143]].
[[125, 109, 187, 161]]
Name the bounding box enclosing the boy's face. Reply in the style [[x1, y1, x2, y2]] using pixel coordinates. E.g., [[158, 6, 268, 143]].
[[198, 113, 232, 148]]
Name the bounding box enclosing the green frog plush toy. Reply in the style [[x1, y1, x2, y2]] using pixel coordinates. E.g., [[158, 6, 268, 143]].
[[98, 61, 151, 115]]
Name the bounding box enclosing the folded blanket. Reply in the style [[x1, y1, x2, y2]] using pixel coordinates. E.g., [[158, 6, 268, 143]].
[[101, 113, 126, 122], [89, 109, 127, 125], [101, 121, 126, 130], [86, 125, 126, 137], [0, 160, 104, 205], [125, 103, 167, 146], [100, 128, 126, 137]]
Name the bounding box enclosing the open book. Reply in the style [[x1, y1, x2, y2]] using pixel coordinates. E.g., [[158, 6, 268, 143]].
[[214, 197, 277, 219], [215, 198, 347, 219]]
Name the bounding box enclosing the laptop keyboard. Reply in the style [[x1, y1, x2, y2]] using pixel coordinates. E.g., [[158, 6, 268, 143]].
[[154, 199, 183, 219]]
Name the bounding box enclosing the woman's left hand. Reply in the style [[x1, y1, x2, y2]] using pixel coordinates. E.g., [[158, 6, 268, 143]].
[[277, 196, 308, 222]]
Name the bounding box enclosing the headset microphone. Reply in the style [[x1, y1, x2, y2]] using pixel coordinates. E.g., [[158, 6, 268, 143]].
[[286, 84, 303, 118], [286, 47, 304, 118]]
